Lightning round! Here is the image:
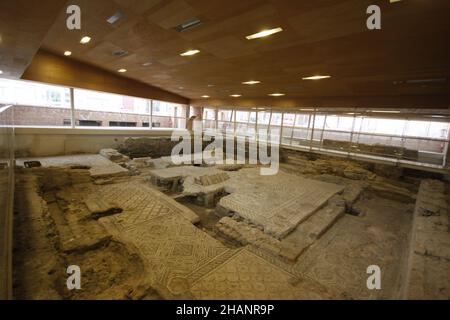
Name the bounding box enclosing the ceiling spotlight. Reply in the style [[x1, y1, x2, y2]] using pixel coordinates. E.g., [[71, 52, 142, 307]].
[[268, 93, 285, 97], [80, 36, 91, 44], [302, 75, 331, 80], [0, 70, 3, 75], [64, 51, 72, 56], [180, 49, 200, 56], [141, 62, 152, 67], [201, 95, 210, 98], [118, 68, 127, 73], [242, 80, 261, 85], [230, 94, 242, 98], [246, 27, 283, 40]]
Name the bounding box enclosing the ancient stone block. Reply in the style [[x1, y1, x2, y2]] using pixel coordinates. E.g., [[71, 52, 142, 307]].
[[84, 195, 122, 219], [196, 173, 230, 186], [99, 148, 129, 162]]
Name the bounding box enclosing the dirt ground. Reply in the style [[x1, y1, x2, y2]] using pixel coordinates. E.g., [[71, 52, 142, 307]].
[[13, 169, 161, 300]]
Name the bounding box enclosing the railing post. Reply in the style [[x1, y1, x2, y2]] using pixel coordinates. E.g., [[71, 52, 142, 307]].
[[70, 88, 75, 128], [149, 100, 153, 130]]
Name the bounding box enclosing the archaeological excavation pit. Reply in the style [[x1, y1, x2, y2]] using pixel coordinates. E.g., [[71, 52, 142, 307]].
[[4, 146, 449, 300], [1, 1, 450, 305]]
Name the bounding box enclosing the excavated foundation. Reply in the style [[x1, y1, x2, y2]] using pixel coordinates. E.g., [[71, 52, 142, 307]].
[[12, 151, 450, 300]]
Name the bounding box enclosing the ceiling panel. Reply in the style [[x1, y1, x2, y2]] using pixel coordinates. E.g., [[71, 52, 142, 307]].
[[0, 0, 66, 78], [26, 0, 450, 101]]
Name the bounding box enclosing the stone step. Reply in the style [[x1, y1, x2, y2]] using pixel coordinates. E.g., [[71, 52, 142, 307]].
[[282, 196, 346, 257], [215, 217, 296, 261], [215, 196, 346, 262], [403, 179, 450, 299]]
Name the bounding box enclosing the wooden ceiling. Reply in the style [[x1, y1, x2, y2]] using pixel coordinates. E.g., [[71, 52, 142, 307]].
[[0, 0, 66, 79], [39, 0, 450, 101], [3, 0, 450, 107]]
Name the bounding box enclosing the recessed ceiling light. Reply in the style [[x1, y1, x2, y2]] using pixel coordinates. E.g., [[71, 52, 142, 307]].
[[112, 49, 128, 57], [246, 27, 283, 40], [80, 36, 91, 44], [242, 80, 261, 85], [268, 93, 285, 97], [302, 75, 331, 80], [0, 70, 3, 75], [118, 68, 127, 73], [230, 94, 242, 98], [64, 51, 72, 56], [207, 84, 215, 87], [141, 62, 152, 67], [107, 11, 124, 24], [175, 18, 202, 32], [180, 49, 200, 56], [371, 110, 401, 113], [201, 95, 210, 98]]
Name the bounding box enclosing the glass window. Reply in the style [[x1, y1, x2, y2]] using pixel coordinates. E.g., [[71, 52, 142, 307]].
[[248, 111, 257, 124], [0, 78, 70, 108], [405, 120, 449, 139], [257, 111, 271, 125], [270, 112, 282, 126], [236, 111, 249, 123], [75, 89, 149, 114], [150, 100, 186, 129], [203, 108, 216, 120], [283, 113, 296, 127], [295, 114, 310, 127], [0, 79, 71, 126], [73, 88, 151, 128], [152, 100, 185, 117], [218, 109, 233, 122], [360, 118, 405, 136], [324, 115, 354, 132]]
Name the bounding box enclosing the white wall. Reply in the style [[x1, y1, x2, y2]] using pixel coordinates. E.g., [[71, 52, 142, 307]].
[[14, 128, 176, 157]]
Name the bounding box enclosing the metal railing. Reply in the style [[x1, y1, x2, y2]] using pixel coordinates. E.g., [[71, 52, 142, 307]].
[[202, 107, 450, 170]]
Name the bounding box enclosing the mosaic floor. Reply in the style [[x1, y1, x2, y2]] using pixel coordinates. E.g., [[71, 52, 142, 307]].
[[14, 154, 432, 300], [219, 169, 344, 238], [96, 180, 343, 299]]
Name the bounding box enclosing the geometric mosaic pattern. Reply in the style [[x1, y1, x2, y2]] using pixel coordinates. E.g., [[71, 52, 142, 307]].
[[98, 181, 230, 287], [97, 181, 197, 229], [219, 169, 343, 238], [96, 180, 341, 299], [189, 249, 337, 300], [112, 214, 229, 286]]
